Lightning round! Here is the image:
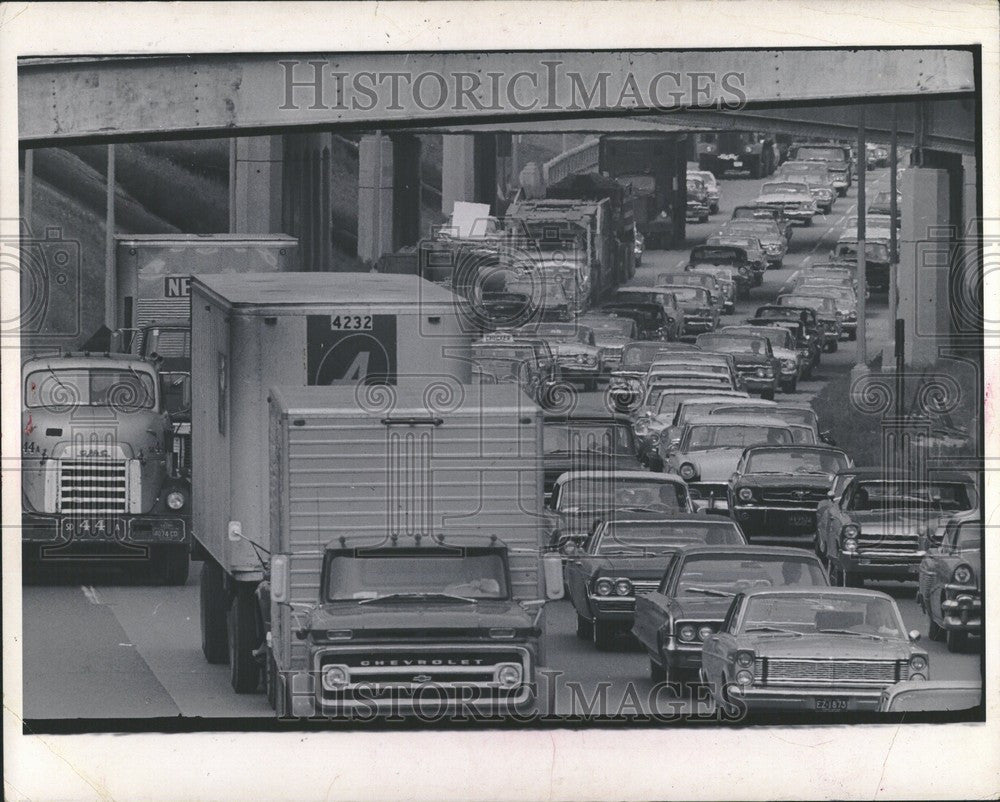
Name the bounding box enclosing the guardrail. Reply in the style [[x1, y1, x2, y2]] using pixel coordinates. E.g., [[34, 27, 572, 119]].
[[542, 138, 600, 186]]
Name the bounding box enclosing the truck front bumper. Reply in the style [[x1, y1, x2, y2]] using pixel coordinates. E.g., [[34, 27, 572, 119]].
[[941, 585, 982, 632], [22, 511, 188, 546]]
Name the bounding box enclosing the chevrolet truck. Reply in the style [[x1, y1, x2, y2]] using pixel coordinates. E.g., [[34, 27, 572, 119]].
[[191, 272, 474, 692], [262, 384, 562, 717]]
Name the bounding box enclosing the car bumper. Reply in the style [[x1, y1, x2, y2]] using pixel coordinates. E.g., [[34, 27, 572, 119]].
[[588, 595, 637, 624], [729, 685, 884, 711], [741, 376, 778, 392], [682, 317, 717, 335], [764, 252, 785, 264], [784, 209, 816, 222], [840, 550, 924, 578], [21, 512, 188, 546], [730, 505, 817, 536], [941, 586, 982, 631], [663, 638, 705, 672]]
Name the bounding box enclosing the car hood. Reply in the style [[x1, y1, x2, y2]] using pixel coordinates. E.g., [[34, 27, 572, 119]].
[[678, 448, 745, 480], [745, 633, 914, 661], [583, 555, 676, 580], [309, 599, 535, 632], [553, 343, 599, 357], [669, 596, 735, 620], [849, 509, 955, 532], [593, 335, 629, 349], [772, 346, 799, 361]]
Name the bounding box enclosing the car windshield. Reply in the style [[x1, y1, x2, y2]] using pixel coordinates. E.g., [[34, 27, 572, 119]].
[[24, 367, 156, 410], [781, 296, 832, 312], [696, 334, 770, 355], [954, 522, 982, 551], [544, 423, 633, 456], [740, 593, 904, 639], [559, 479, 687, 513], [622, 343, 674, 367], [794, 146, 847, 162], [651, 391, 737, 416], [847, 481, 973, 512], [326, 550, 508, 601], [836, 243, 890, 261], [685, 425, 792, 449], [675, 556, 827, 597], [722, 328, 791, 349], [582, 318, 632, 336], [595, 521, 742, 552], [746, 448, 848, 475], [762, 182, 811, 195]]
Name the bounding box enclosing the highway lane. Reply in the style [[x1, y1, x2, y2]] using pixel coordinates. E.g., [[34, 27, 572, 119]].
[[20, 165, 981, 721]]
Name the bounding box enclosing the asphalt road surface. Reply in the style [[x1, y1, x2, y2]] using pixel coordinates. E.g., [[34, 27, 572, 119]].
[[21, 167, 981, 720]]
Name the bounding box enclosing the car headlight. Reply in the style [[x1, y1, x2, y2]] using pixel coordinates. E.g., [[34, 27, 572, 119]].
[[756, 367, 766, 377], [735, 669, 755, 686], [736, 651, 755, 668], [166, 490, 186, 510], [594, 578, 614, 596], [322, 664, 350, 691], [679, 462, 698, 480], [698, 625, 714, 641], [909, 655, 927, 673], [909, 673, 927, 681], [614, 578, 633, 596], [495, 663, 522, 688], [634, 419, 651, 435], [737, 487, 754, 502], [781, 358, 796, 370], [952, 564, 974, 585], [678, 624, 697, 642]]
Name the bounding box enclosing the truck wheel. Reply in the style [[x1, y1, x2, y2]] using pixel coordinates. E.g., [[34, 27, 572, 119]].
[[592, 620, 616, 651], [946, 629, 969, 654], [160, 546, 190, 586], [228, 585, 262, 693], [200, 558, 229, 664], [576, 614, 593, 640]]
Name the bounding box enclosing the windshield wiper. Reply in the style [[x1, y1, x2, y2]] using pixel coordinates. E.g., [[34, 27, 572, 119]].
[[358, 592, 477, 605], [684, 587, 735, 598], [744, 626, 803, 636], [815, 628, 887, 641]]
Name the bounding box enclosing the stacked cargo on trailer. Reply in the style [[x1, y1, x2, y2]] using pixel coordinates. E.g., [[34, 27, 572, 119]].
[[191, 272, 473, 692], [265, 384, 561, 717]]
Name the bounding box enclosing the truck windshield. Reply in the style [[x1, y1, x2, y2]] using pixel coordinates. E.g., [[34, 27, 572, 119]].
[[326, 550, 509, 602], [25, 368, 156, 410]]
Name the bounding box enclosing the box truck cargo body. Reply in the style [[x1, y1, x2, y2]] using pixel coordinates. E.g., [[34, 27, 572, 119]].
[[116, 233, 298, 335], [265, 384, 558, 716], [191, 272, 474, 690]]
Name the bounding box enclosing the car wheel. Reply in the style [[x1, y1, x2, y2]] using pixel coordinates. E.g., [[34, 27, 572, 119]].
[[576, 613, 594, 640], [946, 629, 969, 654], [649, 657, 666, 683], [592, 620, 617, 651], [781, 378, 797, 394]]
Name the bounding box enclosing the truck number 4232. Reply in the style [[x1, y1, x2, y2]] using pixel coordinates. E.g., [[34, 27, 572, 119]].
[[330, 315, 373, 331]]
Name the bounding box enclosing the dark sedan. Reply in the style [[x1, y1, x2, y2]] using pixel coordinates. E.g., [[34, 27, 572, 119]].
[[542, 414, 644, 496]]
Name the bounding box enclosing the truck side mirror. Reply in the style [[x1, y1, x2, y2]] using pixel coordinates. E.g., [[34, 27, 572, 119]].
[[542, 553, 565, 601]]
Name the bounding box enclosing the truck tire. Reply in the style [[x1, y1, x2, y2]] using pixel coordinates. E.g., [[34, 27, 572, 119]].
[[266, 650, 278, 710], [228, 585, 262, 693], [200, 558, 229, 664], [160, 545, 190, 586]]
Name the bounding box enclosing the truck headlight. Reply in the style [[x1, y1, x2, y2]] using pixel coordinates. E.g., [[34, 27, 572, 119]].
[[166, 490, 186, 510], [321, 664, 350, 691], [495, 663, 522, 688], [952, 564, 974, 585]]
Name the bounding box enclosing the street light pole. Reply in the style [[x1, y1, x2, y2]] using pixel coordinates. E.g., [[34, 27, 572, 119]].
[[856, 108, 867, 367]]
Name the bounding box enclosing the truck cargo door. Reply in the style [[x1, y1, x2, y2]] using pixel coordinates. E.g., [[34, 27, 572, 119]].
[[306, 314, 398, 385]]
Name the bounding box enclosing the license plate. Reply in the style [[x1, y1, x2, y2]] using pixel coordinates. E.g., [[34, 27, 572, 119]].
[[788, 514, 812, 527], [60, 518, 126, 540], [733, 160, 743, 167], [814, 697, 849, 711]]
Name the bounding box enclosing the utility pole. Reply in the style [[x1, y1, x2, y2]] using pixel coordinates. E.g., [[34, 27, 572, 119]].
[[855, 108, 867, 367], [104, 144, 116, 330]]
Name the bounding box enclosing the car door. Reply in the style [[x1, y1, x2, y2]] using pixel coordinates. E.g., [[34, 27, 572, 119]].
[[701, 594, 744, 684], [564, 528, 599, 617]]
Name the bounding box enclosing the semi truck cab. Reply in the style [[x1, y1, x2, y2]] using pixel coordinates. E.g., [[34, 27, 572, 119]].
[[269, 534, 563, 717]]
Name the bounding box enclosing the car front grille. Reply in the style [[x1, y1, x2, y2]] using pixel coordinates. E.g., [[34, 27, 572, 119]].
[[758, 658, 903, 686], [632, 580, 660, 595], [857, 532, 920, 552], [760, 488, 827, 506], [59, 459, 128, 515]]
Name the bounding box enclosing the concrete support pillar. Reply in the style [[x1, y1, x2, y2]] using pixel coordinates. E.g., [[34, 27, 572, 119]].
[[229, 136, 284, 233], [954, 154, 980, 340], [357, 133, 395, 265], [441, 135, 478, 218], [897, 167, 950, 366]]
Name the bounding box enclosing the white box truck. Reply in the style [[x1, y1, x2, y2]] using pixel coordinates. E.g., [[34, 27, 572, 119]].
[[263, 384, 562, 717], [191, 272, 474, 691]]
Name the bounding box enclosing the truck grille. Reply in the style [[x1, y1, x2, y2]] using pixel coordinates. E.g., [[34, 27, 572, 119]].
[[315, 646, 531, 706], [857, 532, 920, 552], [59, 459, 128, 515], [758, 658, 902, 686]]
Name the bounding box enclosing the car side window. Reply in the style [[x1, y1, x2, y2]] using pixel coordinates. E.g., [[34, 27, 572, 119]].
[[549, 483, 561, 511], [721, 594, 745, 633], [657, 556, 680, 594]]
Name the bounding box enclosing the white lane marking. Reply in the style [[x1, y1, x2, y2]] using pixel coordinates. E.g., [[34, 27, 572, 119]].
[[81, 585, 102, 605]]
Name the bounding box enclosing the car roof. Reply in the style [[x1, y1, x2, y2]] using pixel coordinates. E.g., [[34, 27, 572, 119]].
[[739, 587, 894, 600], [672, 544, 823, 559], [686, 414, 791, 427], [557, 470, 685, 483], [743, 443, 846, 454], [600, 513, 736, 525], [833, 467, 974, 481]]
